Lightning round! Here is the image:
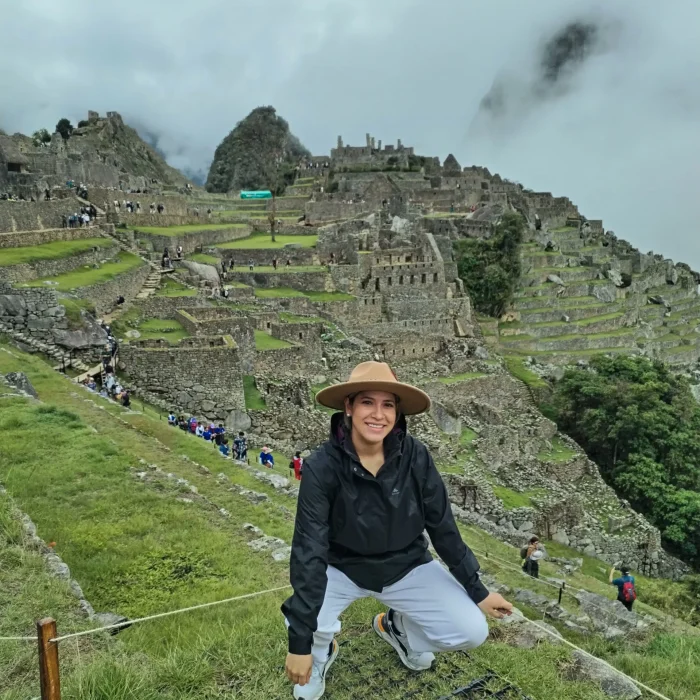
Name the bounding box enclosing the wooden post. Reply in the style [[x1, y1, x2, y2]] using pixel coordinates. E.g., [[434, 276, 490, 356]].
[[37, 618, 61, 700]]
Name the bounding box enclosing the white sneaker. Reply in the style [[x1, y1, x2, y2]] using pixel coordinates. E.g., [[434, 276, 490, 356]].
[[373, 610, 434, 671], [293, 640, 339, 700]]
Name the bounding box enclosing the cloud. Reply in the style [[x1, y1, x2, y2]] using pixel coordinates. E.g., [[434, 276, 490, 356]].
[[0, 0, 697, 264]]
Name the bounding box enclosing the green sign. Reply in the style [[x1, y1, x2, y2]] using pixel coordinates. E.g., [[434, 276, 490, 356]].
[[240, 190, 272, 199]]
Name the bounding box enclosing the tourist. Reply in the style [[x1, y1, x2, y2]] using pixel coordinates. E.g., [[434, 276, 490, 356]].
[[176, 245, 183, 260], [196, 422, 205, 438], [520, 536, 543, 579], [234, 431, 248, 462], [609, 563, 637, 611], [286, 259, 291, 267], [120, 390, 131, 408], [86, 378, 97, 391], [189, 416, 198, 433], [104, 369, 116, 396], [116, 295, 125, 306], [202, 424, 212, 441], [249, 259, 255, 271], [162, 249, 170, 269], [150, 203, 156, 214], [535, 214, 542, 231], [168, 412, 177, 426], [178, 416, 188, 431], [229, 258, 235, 271], [101, 343, 112, 370], [282, 362, 511, 697], [260, 446, 275, 469], [272, 258, 278, 270], [219, 438, 231, 457], [292, 451, 303, 481]]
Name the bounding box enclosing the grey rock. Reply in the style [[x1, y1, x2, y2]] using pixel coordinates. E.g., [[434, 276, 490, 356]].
[[552, 530, 570, 546], [248, 535, 287, 552], [430, 401, 461, 435], [605, 268, 624, 287], [92, 612, 130, 635], [226, 409, 252, 432], [546, 274, 566, 286], [272, 546, 292, 562], [0, 294, 27, 316], [125, 330, 141, 339], [181, 260, 221, 284], [566, 650, 641, 698], [46, 553, 71, 579], [592, 285, 617, 303], [243, 523, 263, 535]]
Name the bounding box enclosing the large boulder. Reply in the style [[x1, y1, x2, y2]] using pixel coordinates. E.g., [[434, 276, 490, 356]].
[[181, 260, 221, 285], [53, 316, 108, 350], [226, 409, 252, 432], [430, 401, 461, 435], [0, 294, 27, 317], [592, 285, 617, 303], [566, 650, 641, 698], [5, 372, 38, 398], [546, 274, 566, 286]]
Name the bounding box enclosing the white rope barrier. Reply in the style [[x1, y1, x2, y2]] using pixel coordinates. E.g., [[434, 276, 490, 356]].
[[49, 584, 291, 643], [510, 611, 672, 700], [0, 635, 36, 642]]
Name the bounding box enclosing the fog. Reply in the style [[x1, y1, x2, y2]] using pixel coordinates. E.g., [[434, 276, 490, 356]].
[[0, 0, 698, 264]]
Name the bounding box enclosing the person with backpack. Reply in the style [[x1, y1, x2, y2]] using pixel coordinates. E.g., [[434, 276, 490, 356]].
[[609, 563, 636, 611], [520, 536, 543, 579], [233, 432, 247, 462], [282, 361, 512, 699]]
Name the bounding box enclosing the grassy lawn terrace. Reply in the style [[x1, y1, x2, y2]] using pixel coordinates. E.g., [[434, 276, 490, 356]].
[[236, 265, 326, 273], [216, 232, 318, 250], [134, 224, 248, 236], [21, 252, 144, 291], [503, 356, 548, 388], [254, 329, 292, 350], [0, 238, 114, 267], [492, 485, 547, 510], [538, 435, 577, 462], [253, 288, 354, 302], [304, 290, 354, 302], [155, 278, 197, 297], [189, 253, 221, 266], [243, 375, 267, 410]]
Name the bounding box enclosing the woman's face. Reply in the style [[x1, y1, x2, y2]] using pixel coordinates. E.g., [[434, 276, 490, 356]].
[[345, 390, 397, 446]]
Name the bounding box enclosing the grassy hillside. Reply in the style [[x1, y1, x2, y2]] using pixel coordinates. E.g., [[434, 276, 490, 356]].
[[0, 342, 697, 699]]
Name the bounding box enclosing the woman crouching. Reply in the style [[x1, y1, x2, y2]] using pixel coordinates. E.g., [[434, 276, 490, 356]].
[[282, 362, 512, 699]]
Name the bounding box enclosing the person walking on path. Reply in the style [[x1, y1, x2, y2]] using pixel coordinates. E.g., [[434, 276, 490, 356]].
[[282, 361, 512, 700], [292, 451, 303, 481], [520, 536, 543, 579], [609, 563, 637, 611]]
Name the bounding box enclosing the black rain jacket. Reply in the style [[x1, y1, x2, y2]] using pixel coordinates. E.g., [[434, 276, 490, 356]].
[[281, 413, 489, 655]]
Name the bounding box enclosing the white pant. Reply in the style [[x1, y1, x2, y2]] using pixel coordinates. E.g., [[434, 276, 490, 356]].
[[302, 561, 489, 664]]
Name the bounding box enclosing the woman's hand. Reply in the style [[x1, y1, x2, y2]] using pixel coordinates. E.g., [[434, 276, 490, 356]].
[[477, 592, 513, 619], [286, 653, 313, 686]]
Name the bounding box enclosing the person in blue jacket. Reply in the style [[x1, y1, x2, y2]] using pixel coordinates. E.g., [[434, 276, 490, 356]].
[[260, 446, 275, 468], [609, 562, 637, 611], [219, 438, 230, 457]]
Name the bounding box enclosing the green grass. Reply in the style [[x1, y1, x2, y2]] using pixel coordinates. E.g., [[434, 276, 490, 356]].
[[254, 287, 306, 299], [503, 356, 547, 388], [437, 372, 487, 384], [491, 485, 543, 510], [155, 278, 197, 297], [189, 253, 221, 265], [0, 344, 697, 700], [459, 428, 478, 448], [253, 288, 354, 302], [21, 253, 144, 291], [132, 318, 190, 343], [134, 224, 247, 236], [58, 298, 97, 328], [236, 265, 326, 273], [538, 435, 577, 462], [0, 238, 113, 267], [243, 375, 266, 410], [215, 233, 318, 250], [550, 226, 578, 233], [254, 329, 292, 350]]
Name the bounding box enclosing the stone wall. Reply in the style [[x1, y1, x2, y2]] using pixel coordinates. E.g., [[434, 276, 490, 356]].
[[0, 226, 100, 249], [254, 344, 320, 378], [119, 335, 245, 421], [0, 282, 66, 344], [73, 260, 150, 316], [227, 270, 332, 293], [134, 225, 251, 254], [371, 332, 448, 362], [88, 188, 193, 216], [0, 242, 120, 283], [136, 293, 209, 320], [175, 307, 255, 372], [271, 320, 323, 354], [0, 198, 85, 234], [422, 217, 492, 239], [305, 201, 372, 224], [218, 247, 317, 267]]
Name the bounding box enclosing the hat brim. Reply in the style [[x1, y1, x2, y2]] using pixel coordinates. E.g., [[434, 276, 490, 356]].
[[315, 380, 431, 416]]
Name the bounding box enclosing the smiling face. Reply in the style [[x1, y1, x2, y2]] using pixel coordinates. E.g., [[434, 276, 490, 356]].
[[345, 390, 398, 450]]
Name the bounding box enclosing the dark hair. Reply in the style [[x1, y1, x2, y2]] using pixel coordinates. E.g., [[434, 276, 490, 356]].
[[529, 536, 539, 544], [621, 564, 630, 574], [239, 431, 245, 436], [295, 451, 301, 457]]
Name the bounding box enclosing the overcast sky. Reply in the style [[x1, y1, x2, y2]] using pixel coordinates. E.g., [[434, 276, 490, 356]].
[[1, 0, 698, 265]]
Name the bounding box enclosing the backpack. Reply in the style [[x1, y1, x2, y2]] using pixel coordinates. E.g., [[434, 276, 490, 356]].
[[289, 460, 295, 471], [519, 546, 528, 560], [620, 580, 637, 603]]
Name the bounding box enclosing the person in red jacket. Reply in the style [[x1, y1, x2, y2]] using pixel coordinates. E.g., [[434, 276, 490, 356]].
[[282, 362, 512, 700], [292, 451, 303, 481]]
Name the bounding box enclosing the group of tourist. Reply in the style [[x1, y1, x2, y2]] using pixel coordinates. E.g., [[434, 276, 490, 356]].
[[113, 200, 166, 214], [62, 204, 98, 229], [82, 364, 130, 407]]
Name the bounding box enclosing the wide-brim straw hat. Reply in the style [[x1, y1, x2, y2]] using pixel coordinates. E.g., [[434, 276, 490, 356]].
[[315, 361, 431, 415]]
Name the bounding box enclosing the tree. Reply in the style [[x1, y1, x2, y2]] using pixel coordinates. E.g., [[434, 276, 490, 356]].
[[55, 118, 74, 140], [31, 129, 51, 146], [549, 354, 700, 566], [454, 212, 524, 316]]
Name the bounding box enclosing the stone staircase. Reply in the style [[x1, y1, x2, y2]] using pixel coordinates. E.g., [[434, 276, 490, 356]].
[[498, 225, 700, 366], [136, 269, 162, 300]]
